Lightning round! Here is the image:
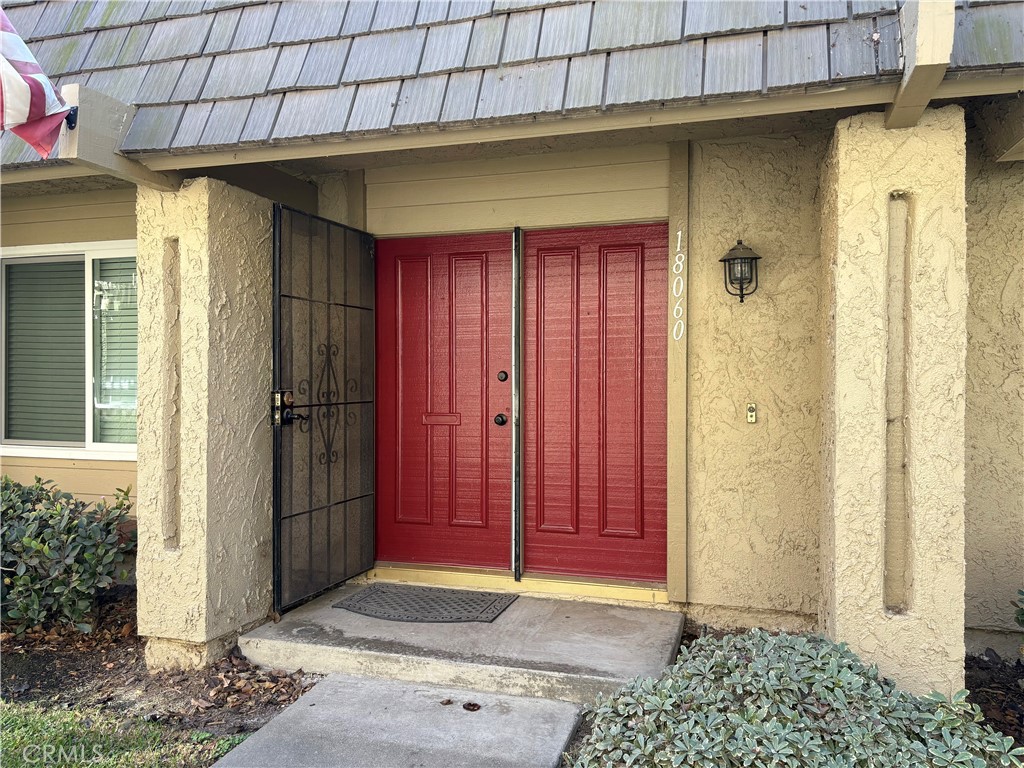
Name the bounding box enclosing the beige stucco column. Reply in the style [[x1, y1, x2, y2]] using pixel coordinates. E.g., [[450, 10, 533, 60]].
[[819, 106, 968, 696], [135, 178, 274, 670]]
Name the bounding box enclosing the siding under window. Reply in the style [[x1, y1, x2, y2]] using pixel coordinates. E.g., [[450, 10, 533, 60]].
[[4, 260, 86, 442], [93, 258, 137, 444]]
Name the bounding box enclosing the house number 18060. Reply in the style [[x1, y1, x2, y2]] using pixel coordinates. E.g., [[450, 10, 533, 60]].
[[672, 230, 685, 342]]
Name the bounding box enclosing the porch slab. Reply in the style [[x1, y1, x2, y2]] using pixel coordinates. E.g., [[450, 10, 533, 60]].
[[213, 673, 580, 768], [238, 584, 685, 704]]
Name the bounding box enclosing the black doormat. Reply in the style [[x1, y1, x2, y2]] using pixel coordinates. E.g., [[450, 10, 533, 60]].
[[333, 583, 518, 623]]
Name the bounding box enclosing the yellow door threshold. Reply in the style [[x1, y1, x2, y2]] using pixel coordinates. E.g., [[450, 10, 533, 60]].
[[363, 563, 673, 608]]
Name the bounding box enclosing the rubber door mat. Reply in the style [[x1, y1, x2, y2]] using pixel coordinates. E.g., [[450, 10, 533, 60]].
[[334, 583, 518, 623]]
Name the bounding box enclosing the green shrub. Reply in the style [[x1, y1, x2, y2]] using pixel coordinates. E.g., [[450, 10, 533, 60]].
[[1014, 590, 1024, 629], [1, 476, 135, 633], [573, 629, 1024, 768]]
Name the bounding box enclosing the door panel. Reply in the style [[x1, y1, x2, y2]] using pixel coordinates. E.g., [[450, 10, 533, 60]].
[[376, 234, 512, 568], [523, 224, 667, 582], [273, 206, 376, 611]]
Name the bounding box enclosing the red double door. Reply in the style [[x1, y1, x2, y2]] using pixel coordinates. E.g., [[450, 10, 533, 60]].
[[376, 224, 667, 582]]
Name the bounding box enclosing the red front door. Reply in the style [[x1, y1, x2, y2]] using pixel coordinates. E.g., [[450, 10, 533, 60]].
[[522, 224, 667, 581], [376, 225, 666, 582], [376, 234, 512, 568]]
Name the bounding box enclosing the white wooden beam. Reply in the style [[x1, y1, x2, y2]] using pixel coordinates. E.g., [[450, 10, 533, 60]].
[[884, 0, 956, 129], [58, 84, 182, 191]]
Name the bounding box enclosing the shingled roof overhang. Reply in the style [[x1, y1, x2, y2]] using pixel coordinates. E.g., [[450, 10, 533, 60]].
[[2, 0, 1022, 183]]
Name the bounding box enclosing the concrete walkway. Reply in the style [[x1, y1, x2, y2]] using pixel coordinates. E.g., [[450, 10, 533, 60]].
[[220, 584, 685, 767], [214, 674, 580, 768], [238, 584, 685, 704]]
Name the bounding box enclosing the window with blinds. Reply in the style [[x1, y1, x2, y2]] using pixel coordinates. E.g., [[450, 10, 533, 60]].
[[4, 260, 86, 443], [93, 258, 138, 444], [3, 253, 138, 448]]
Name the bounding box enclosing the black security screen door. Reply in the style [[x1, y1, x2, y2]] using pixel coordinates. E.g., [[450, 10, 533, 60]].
[[272, 205, 375, 612]]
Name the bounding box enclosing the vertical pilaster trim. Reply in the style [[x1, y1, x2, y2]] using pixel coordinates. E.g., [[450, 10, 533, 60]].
[[161, 236, 182, 550], [883, 193, 911, 612], [666, 142, 689, 602]]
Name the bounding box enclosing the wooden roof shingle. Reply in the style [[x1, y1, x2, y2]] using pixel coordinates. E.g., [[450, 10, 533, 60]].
[[3, 0, 1022, 166]]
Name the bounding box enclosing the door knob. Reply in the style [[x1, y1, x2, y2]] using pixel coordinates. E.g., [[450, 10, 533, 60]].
[[283, 409, 309, 425], [493, 413, 508, 426]]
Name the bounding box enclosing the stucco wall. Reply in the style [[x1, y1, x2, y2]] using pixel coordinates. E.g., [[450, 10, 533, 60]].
[[964, 123, 1024, 658], [685, 133, 826, 628], [135, 178, 273, 669], [820, 106, 967, 696]]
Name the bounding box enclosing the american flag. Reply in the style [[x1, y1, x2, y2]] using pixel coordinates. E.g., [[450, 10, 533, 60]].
[[1, 9, 69, 158]]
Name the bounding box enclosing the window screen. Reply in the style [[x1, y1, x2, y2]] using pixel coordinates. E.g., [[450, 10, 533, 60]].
[[4, 260, 86, 442], [93, 258, 137, 443]]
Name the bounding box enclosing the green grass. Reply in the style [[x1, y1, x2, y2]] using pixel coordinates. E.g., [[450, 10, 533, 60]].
[[0, 702, 246, 768]]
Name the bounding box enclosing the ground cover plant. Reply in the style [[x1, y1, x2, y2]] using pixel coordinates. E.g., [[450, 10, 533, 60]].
[[1, 476, 135, 633], [572, 630, 1024, 768]]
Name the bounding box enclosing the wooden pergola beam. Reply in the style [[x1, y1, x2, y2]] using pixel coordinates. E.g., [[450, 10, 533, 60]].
[[58, 84, 182, 191], [884, 0, 956, 130]]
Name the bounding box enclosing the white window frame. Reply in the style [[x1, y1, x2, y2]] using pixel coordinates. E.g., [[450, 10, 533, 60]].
[[1, 239, 138, 462]]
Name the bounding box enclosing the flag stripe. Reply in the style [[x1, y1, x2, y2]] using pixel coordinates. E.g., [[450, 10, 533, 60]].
[[0, 9, 68, 158]]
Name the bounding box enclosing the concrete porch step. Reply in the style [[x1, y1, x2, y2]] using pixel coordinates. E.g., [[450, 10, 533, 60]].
[[214, 674, 581, 768], [237, 583, 685, 704]]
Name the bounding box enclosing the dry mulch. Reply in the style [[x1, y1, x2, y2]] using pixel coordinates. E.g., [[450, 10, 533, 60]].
[[0, 587, 319, 738], [966, 652, 1024, 747]]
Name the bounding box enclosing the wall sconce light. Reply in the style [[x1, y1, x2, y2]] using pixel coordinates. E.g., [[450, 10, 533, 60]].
[[720, 240, 762, 303]]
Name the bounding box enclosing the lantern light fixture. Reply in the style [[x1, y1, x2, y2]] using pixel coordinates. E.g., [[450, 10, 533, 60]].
[[719, 240, 762, 303]]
